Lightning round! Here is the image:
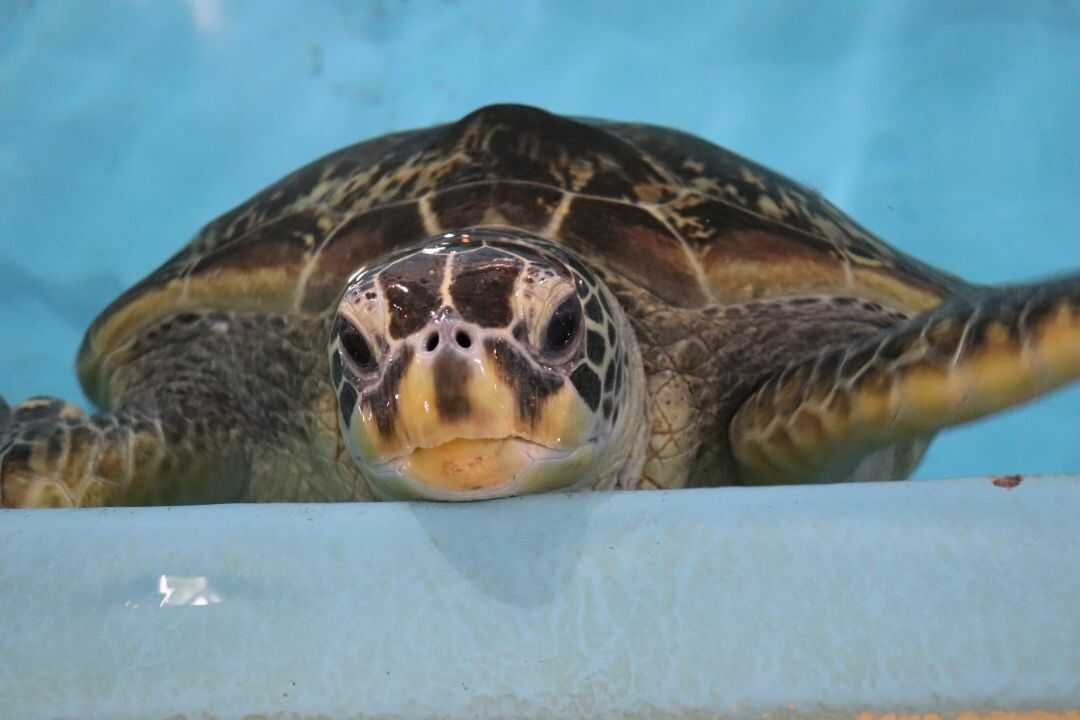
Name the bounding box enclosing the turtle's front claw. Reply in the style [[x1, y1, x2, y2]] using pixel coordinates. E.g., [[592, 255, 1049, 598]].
[[0, 396, 92, 508]]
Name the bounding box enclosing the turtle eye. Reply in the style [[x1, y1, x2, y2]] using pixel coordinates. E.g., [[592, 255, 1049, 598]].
[[340, 321, 377, 372], [542, 296, 582, 356]]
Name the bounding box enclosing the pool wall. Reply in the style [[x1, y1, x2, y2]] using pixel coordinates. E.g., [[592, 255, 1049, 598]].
[[4, 477, 1079, 719]]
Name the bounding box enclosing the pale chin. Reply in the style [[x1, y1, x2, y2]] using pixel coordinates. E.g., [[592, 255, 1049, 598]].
[[357, 438, 598, 501]]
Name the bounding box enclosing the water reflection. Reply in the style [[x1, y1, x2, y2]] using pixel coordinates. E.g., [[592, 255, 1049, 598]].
[[157, 575, 223, 608], [187, 0, 224, 33]]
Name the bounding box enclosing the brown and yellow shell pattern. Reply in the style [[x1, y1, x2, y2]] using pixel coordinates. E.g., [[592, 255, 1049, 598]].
[[78, 103, 970, 405]]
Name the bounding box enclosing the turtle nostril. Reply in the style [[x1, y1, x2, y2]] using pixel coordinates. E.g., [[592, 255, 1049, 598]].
[[425, 332, 439, 352], [455, 330, 472, 349]]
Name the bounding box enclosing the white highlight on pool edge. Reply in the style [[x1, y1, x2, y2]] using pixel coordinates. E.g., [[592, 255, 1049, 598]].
[[158, 575, 223, 608]]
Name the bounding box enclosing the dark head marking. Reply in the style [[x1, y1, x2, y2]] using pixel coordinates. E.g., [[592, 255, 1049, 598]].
[[449, 247, 523, 327], [433, 350, 472, 421], [339, 383, 358, 426], [380, 252, 446, 339], [486, 337, 563, 425], [586, 330, 605, 365], [361, 344, 415, 437], [569, 364, 601, 411], [585, 295, 603, 324], [331, 350, 344, 387]]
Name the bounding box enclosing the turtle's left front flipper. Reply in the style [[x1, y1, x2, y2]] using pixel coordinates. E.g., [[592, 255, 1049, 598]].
[[731, 273, 1080, 485]]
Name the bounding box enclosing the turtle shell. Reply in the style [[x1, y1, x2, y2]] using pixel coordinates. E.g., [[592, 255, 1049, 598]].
[[78, 103, 971, 404]]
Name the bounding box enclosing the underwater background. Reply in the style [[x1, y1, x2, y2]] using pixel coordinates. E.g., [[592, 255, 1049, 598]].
[[2, 0, 1078, 482]]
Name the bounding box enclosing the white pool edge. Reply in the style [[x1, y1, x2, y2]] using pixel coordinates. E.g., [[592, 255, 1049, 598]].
[[3, 475, 1079, 719]]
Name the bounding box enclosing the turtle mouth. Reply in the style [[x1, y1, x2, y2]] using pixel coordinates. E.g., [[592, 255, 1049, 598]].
[[364, 435, 594, 501]]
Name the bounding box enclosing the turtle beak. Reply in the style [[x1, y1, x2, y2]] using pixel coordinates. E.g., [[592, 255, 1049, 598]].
[[363, 437, 597, 501]]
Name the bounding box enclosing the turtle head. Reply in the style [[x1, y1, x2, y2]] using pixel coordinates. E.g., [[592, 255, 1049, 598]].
[[328, 228, 643, 501]]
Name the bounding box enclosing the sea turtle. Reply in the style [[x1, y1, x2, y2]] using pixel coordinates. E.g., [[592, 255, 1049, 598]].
[[2, 104, 1078, 507]]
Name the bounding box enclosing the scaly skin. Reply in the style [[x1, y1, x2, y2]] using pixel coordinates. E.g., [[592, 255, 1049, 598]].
[[732, 275, 1080, 485], [1, 312, 362, 506]]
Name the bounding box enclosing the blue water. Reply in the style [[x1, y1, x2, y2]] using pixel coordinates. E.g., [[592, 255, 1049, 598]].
[[2, 1, 1078, 482]]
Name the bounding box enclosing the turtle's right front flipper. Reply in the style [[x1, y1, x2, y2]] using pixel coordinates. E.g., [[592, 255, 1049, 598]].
[[0, 397, 179, 507], [2, 311, 288, 508], [2, 310, 364, 507], [731, 273, 1080, 485]]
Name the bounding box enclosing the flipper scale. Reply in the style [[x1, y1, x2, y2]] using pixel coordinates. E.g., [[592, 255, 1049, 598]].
[[731, 274, 1080, 484]]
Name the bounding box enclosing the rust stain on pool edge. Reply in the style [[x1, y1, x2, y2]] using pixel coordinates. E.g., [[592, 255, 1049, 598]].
[[992, 473, 1024, 489]]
